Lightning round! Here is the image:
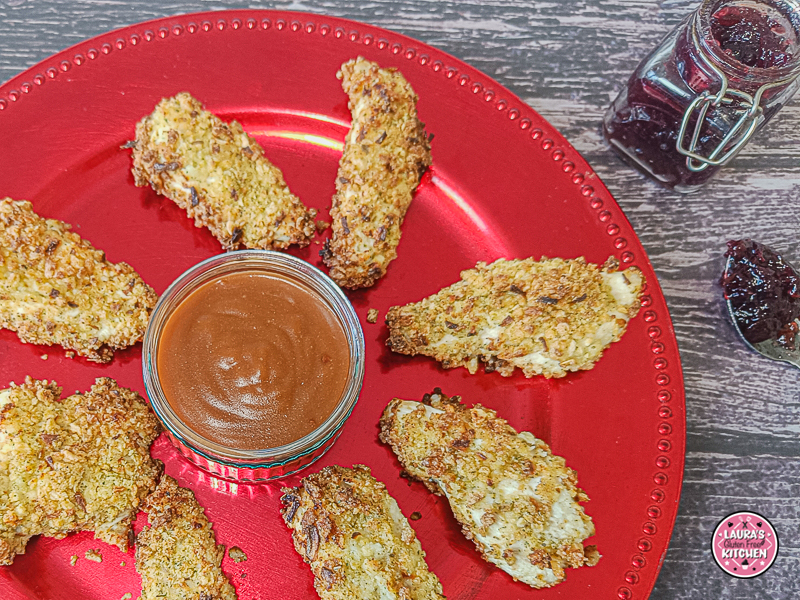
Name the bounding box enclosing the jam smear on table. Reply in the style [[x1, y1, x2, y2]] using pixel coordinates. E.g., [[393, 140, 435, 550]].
[[720, 239, 800, 346], [603, 0, 800, 191]]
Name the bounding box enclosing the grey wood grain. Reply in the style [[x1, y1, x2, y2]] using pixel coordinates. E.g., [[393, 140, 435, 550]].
[[2, 0, 799, 598]]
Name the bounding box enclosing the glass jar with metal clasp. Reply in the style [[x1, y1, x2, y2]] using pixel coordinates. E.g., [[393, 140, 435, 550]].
[[603, 0, 800, 193]]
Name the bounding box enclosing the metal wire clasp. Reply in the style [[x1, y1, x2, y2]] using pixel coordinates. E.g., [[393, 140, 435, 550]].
[[676, 41, 797, 173]]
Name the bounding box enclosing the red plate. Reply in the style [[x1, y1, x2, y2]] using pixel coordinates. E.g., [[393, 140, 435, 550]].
[[0, 10, 685, 600]]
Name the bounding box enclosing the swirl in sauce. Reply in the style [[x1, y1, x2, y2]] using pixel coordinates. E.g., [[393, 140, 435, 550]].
[[157, 271, 349, 450]]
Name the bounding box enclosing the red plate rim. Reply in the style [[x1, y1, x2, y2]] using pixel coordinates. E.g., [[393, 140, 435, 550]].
[[0, 9, 686, 599]]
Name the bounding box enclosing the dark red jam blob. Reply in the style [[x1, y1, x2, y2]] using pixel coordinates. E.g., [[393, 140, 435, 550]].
[[720, 239, 800, 345], [711, 6, 793, 69]]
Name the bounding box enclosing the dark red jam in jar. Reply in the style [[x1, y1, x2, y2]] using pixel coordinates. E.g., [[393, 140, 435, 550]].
[[604, 0, 800, 192], [721, 239, 800, 346], [711, 5, 794, 68]]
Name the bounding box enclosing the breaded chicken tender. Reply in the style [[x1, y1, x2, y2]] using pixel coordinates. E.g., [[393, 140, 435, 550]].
[[380, 389, 599, 589], [0, 198, 158, 363], [280, 465, 445, 600], [386, 256, 643, 378], [0, 377, 162, 565], [136, 476, 237, 600], [321, 58, 432, 289], [131, 92, 317, 251]]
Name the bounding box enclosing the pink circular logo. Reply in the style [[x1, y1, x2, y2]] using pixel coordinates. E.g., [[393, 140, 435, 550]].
[[711, 511, 779, 578]]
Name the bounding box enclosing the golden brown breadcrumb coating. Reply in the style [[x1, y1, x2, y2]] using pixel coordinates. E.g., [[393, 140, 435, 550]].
[[386, 256, 643, 378], [136, 476, 237, 600], [0, 377, 162, 565], [321, 58, 431, 289], [380, 389, 599, 589], [0, 198, 158, 363], [130, 92, 317, 251], [280, 465, 445, 600]]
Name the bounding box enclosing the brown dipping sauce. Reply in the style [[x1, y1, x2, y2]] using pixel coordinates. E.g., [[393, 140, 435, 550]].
[[157, 271, 350, 450]]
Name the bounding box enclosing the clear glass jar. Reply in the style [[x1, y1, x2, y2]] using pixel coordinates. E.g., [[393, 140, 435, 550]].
[[603, 0, 800, 192], [142, 250, 365, 482]]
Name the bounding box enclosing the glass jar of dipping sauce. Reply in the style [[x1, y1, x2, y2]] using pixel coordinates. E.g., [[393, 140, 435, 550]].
[[603, 0, 800, 192], [142, 250, 364, 482]]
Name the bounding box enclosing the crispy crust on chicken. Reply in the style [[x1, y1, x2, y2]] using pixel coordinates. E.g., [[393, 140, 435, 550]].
[[0, 198, 158, 363], [379, 389, 599, 588], [136, 476, 237, 600], [280, 465, 445, 600], [131, 92, 317, 251], [0, 377, 162, 565], [321, 58, 431, 289], [386, 256, 643, 378]]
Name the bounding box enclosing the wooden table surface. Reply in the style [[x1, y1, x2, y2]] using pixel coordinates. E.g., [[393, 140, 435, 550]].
[[1, 1, 798, 598]]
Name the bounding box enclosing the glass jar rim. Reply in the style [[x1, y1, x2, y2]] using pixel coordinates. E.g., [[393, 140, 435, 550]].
[[696, 0, 800, 82], [142, 250, 365, 467]]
